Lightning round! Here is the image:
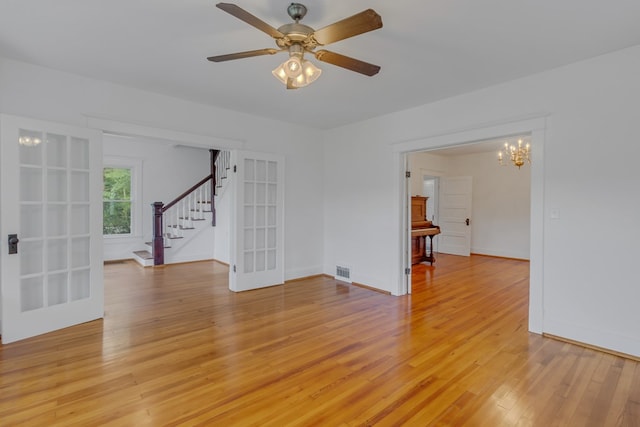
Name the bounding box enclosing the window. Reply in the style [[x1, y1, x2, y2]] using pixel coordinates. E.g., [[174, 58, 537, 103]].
[[103, 167, 133, 235]]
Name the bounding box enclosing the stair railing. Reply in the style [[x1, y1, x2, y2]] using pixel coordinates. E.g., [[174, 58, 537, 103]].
[[151, 149, 229, 266]]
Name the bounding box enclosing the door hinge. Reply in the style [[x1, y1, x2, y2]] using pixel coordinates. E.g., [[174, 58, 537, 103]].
[[405, 171, 411, 178], [405, 267, 411, 275], [233, 165, 237, 173], [233, 264, 236, 273]]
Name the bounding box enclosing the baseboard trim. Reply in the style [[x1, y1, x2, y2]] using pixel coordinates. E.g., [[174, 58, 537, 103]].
[[104, 258, 134, 264], [312, 273, 391, 295], [285, 274, 325, 284], [352, 281, 392, 295], [543, 333, 640, 362], [470, 252, 530, 262]]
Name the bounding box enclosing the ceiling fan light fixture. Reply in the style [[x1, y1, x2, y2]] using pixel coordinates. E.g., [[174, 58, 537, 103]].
[[283, 56, 302, 78], [272, 58, 321, 88], [272, 44, 321, 88], [298, 59, 321, 86]]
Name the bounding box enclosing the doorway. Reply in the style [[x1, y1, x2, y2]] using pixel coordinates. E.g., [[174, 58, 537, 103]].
[[408, 139, 531, 292], [394, 116, 546, 334]]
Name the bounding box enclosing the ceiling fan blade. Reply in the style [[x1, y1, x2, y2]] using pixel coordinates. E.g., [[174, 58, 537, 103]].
[[314, 50, 380, 76], [207, 48, 280, 62], [312, 9, 382, 46], [216, 3, 284, 39]]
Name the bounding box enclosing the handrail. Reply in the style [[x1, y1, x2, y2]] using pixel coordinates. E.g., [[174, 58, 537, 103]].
[[162, 174, 212, 212]]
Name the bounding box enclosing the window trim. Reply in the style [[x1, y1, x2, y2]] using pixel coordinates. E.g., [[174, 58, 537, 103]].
[[103, 156, 142, 239]]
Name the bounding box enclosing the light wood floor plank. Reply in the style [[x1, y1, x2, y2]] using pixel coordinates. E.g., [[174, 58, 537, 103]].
[[1, 254, 639, 426]]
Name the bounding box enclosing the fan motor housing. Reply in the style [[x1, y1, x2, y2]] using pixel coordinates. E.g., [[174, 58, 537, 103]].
[[276, 23, 317, 49]]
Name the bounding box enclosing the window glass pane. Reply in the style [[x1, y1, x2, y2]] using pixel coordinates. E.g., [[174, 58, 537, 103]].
[[103, 167, 132, 235], [103, 201, 132, 234]]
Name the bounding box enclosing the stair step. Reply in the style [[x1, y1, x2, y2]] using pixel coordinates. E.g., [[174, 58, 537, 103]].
[[167, 235, 184, 240], [179, 216, 206, 221], [145, 241, 171, 248], [133, 250, 153, 260], [167, 225, 195, 230], [132, 250, 154, 267]]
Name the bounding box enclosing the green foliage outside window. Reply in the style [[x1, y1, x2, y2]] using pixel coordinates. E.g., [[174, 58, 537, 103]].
[[103, 167, 132, 235]]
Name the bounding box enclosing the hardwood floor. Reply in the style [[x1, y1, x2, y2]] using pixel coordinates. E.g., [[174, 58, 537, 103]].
[[1, 254, 639, 426]]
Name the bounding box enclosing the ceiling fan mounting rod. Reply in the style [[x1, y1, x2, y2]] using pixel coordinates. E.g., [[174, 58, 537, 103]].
[[287, 3, 307, 22]]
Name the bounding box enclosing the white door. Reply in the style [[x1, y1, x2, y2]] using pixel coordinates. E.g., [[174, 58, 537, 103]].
[[438, 176, 472, 256], [1, 114, 103, 344], [229, 151, 284, 292]]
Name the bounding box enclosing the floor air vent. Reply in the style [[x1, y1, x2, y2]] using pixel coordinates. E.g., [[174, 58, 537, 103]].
[[335, 265, 352, 283]]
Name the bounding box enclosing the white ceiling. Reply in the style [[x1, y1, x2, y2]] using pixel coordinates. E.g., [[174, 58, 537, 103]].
[[1, 1, 640, 129]]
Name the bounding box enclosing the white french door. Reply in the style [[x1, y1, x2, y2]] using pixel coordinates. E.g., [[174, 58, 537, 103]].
[[438, 176, 472, 256], [229, 151, 284, 292], [1, 114, 103, 344]]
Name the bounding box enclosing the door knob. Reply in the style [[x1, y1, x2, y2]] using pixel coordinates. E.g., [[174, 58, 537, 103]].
[[8, 234, 19, 254]]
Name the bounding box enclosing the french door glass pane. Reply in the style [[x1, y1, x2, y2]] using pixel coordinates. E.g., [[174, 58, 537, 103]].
[[47, 169, 67, 202], [18, 130, 43, 165], [71, 237, 90, 268], [21, 277, 44, 312], [47, 204, 67, 237], [46, 133, 67, 167], [71, 204, 90, 235], [16, 127, 93, 313], [71, 171, 90, 202], [70, 137, 89, 169], [48, 272, 68, 306], [21, 204, 43, 238], [70, 269, 90, 301], [20, 167, 42, 202]]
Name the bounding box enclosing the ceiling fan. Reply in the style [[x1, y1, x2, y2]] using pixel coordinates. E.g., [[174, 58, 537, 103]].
[[207, 3, 383, 89]]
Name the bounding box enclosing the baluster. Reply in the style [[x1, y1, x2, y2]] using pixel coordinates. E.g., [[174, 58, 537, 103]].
[[189, 192, 194, 228], [200, 185, 204, 219]]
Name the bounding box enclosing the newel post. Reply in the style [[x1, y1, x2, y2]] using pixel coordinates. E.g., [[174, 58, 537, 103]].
[[152, 202, 165, 265], [210, 149, 220, 227]]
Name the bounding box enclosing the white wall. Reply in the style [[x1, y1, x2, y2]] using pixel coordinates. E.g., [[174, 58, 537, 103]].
[[448, 151, 530, 259], [323, 45, 640, 357], [102, 136, 211, 260], [0, 57, 324, 280], [408, 151, 449, 193]]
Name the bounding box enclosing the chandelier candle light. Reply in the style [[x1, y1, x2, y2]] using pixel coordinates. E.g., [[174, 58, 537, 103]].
[[498, 139, 531, 168]]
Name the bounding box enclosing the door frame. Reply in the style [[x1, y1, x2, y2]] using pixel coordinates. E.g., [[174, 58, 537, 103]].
[[393, 116, 546, 334]]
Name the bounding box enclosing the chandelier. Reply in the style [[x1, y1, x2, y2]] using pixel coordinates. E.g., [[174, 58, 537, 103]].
[[498, 139, 531, 168]]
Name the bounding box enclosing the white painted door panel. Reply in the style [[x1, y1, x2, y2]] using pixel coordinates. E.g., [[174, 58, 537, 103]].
[[1, 114, 103, 343], [229, 151, 284, 292], [438, 176, 472, 256]]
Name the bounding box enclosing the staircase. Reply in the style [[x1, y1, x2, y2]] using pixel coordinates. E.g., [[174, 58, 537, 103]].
[[132, 149, 231, 267]]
